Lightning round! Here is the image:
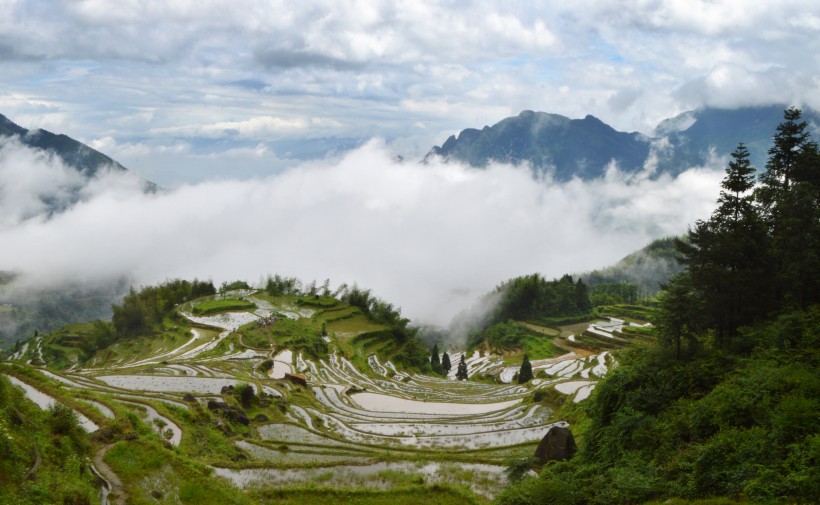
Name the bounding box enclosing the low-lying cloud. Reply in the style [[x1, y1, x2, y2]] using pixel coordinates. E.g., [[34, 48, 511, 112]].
[[0, 139, 723, 326]]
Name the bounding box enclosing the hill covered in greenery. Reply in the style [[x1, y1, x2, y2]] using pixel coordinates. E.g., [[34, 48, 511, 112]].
[[497, 107, 820, 504]]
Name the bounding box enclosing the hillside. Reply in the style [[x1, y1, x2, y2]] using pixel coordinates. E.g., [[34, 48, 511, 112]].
[[1, 274, 643, 504], [496, 107, 820, 505], [580, 236, 684, 296]]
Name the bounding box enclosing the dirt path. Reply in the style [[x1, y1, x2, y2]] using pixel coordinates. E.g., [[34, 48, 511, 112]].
[[93, 444, 128, 505], [23, 445, 41, 480]]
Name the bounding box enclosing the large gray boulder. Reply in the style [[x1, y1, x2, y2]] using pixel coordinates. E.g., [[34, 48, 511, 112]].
[[535, 425, 576, 464]]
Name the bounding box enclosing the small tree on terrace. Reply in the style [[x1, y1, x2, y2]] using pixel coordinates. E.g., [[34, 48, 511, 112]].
[[456, 354, 469, 380], [441, 351, 452, 372], [518, 354, 533, 383], [236, 383, 256, 408], [430, 344, 442, 374]]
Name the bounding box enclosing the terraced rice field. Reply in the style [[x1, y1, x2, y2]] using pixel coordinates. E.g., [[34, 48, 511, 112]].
[[3, 290, 628, 501]]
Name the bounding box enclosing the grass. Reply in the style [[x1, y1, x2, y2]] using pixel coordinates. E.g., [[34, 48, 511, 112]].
[[251, 486, 482, 505], [192, 298, 256, 315], [296, 296, 339, 308], [594, 303, 655, 322], [105, 440, 254, 505], [326, 315, 387, 340], [243, 317, 327, 357]]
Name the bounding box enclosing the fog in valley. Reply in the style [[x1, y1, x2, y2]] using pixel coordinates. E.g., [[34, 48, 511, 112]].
[[0, 137, 723, 327]]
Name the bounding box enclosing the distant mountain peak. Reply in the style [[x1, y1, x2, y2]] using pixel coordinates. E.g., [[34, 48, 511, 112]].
[[0, 113, 158, 218], [428, 105, 820, 179], [427, 109, 649, 180]]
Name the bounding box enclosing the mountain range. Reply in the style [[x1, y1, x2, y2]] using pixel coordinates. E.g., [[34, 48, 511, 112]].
[[4, 105, 819, 191], [427, 105, 820, 180]]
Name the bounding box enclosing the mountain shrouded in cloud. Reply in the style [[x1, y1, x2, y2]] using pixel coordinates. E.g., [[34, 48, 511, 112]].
[[0, 114, 157, 220], [427, 106, 820, 180], [0, 137, 724, 332]]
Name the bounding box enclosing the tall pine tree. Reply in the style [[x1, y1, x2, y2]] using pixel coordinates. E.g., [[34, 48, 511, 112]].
[[757, 107, 820, 308], [679, 143, 770, 346], [456, 354, 468, 380], [430, 344, 442, 374], [441, 351, 451, 372]]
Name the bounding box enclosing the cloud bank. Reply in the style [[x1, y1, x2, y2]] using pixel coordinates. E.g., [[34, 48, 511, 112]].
[[1, 1, 819, 184], [0, 140, 723, 325]]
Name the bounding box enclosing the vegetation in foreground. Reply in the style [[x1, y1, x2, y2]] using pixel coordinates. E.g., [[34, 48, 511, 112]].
[[497, 108, 820, 504]]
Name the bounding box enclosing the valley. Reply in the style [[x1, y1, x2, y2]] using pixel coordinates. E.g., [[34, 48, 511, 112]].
[[1, 288, 643, 504]]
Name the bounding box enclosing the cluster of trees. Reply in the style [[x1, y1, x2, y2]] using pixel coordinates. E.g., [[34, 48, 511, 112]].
[[111, 279, 216, 337], [498, 108, 820, 505], [429, 344, 452, 375], [589, 282, 639, 306], [661, 107, 820, 356], [264, 274, 336, 298], [489, 274, 592, 324]]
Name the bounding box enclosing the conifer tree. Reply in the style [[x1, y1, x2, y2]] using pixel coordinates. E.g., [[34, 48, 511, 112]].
[[757, 107, 820, 308], [441, 351, 451, 372], [679, 143, 769, 345], [518, 354, 533, 383], [456, 354, 468, 380], [430, 344, 442, 374]]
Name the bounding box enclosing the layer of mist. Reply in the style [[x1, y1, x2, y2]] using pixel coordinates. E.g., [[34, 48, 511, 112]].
[[0, 138, 724, 336]]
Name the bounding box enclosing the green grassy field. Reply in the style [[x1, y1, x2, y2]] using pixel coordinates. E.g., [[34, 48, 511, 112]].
[[192, 298, 257, 315]]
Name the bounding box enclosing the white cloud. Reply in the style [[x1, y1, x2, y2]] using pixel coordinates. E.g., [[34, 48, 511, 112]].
[[0, 140, 723, 325], [1, 1, 819, 180], [0, 138, 85, 225]]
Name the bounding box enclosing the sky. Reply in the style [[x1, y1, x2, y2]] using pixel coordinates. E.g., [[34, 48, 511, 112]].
[[1, 0, 819, 185], [0, 1, 817, 328]]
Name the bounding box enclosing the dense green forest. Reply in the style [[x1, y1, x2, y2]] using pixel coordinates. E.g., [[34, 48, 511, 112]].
[[498, 108, 820, 504], [111, 279, 217, 338], [460, 274, 592, 351]]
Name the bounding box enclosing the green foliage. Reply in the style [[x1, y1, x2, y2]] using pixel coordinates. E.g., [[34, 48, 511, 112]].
[[441, 351, 451, 372], [234, 382, 256, 408], [675, 108, 820, 350], [517, 354, 533, 384], [0, 374, 98, 504], [111, 278, 215, 338], [252, 317, 328, 358], [501, 308, 820, 504], [339, 284, 433, 372], [296, 295, 338, 308], [430, 344, 443, 374], [490, 274, 591, 324], [219, 280, 251, 292], [469, 320, 562, 359], [264, 274, 303, 296], [456, 354, 468, 380], [105, 440, 253, 504], [191, 297, 255, 315], [251, 486, 479, 505], [590, 282, 639, 306]]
